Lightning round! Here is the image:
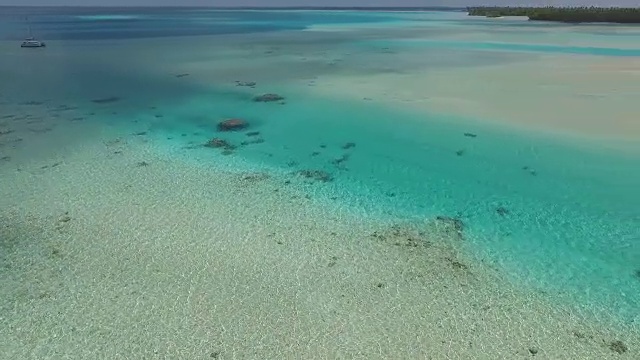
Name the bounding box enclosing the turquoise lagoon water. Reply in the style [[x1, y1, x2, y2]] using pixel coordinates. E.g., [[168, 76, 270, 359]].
[[1, 8, 639, 329], [368, 38, 640, 56], [136, 88, 640, 325]]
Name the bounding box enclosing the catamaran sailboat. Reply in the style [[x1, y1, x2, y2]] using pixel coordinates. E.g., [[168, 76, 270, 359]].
[[21, 37, 46, 48], [21, 17, 46, 48]]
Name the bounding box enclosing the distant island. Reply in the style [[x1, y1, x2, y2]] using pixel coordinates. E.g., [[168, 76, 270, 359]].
[[467, 6, 640, 24]]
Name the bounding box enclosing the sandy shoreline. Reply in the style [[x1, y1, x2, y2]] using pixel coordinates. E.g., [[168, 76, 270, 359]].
[[1, 129, 638, 358]]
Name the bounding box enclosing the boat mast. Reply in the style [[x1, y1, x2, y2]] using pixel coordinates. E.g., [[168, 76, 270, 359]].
[[26, 16, 32, 37]]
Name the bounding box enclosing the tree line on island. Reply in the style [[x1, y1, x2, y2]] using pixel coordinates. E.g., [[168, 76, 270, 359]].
[[467, 6, 640, 23]]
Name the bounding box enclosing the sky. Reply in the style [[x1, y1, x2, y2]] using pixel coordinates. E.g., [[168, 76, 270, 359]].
[[0, 0, 636, 7]]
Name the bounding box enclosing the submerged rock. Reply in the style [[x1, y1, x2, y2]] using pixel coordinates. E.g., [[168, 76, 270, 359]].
[[240, 138, 265, 146], [496, 207, 509, 216], [241, 172, 270, 182], [92, 96, 121, 104], [331, 154, 350, 168], [522, 165, 538, 176], [370, 224, 431, 249], [217, 118, 248, 132], [447, 257, 469, 271], [436, 216, 465, 238], [253, 93, 285, 102], [205, 138, 235, 150], [297, 169, 333, 183], [21, 100, 44, 106], [342, 142, 356, 150], [52, 104, 78, 111], [236, 81, 257, 88], [608, 340, 627, 354]]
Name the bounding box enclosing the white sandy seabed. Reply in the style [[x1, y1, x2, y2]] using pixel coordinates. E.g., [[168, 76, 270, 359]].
[[300, 54, 640, 144], [0, 112, 639, 359]]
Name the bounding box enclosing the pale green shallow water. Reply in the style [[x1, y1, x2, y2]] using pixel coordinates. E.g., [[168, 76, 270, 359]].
[[1, 8, 640, 331]]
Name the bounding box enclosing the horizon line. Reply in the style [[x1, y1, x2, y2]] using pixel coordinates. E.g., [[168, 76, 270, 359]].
[[1, 5, 637, 9], [0, 5, 464, 8], [1, 5, 637, 10]]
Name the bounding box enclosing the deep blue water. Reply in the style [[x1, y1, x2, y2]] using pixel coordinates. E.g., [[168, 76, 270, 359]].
[[0, 7, 403, 40], [3, 6, 639, 58]]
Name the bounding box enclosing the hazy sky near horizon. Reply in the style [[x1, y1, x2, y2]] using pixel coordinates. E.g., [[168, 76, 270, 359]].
[[0, 0, 637, 7]]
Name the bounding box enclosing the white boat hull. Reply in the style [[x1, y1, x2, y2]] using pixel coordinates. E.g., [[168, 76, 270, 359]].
[[21, 41, 46, 48]]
